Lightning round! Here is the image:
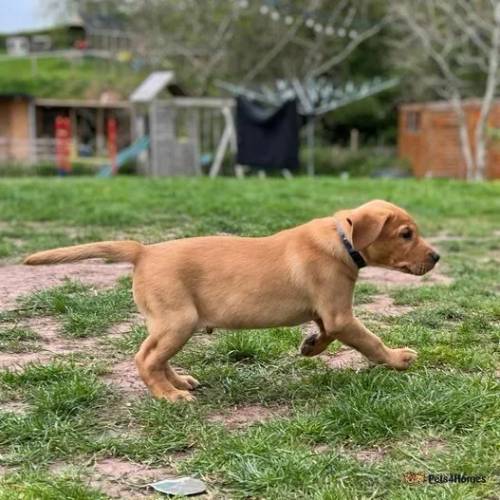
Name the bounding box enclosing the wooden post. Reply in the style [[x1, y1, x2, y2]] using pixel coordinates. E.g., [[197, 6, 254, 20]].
[[187, 109, 201, 175], [209, 106, 236, 178], [350, 128, 359, 151], [69, 107, 77, 158], [96, 108, 104, 156], [306, 118, 315, 176], [30, 56, 37, 77]]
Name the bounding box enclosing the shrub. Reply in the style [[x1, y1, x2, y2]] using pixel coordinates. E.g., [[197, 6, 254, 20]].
[[299, 146, 411, 177]]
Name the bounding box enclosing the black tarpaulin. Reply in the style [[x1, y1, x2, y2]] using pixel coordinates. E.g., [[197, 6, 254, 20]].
[[236, 96, 299, 171]]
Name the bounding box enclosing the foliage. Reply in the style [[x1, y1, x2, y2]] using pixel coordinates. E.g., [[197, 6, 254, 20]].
[[0, 56, 146, 99], [299, 146, 409, 177]]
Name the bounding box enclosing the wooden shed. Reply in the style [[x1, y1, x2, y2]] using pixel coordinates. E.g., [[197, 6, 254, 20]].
[[0, 94, 132, 165], [398, 99, 500, 179], [0, 94, 34, 162]]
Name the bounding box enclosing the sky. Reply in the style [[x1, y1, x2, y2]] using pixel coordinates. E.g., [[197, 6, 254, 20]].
[[0, 0, 78, 35]]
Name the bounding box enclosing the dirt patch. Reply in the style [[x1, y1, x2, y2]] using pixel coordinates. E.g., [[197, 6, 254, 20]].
[[313, 444, 331, 454], [103, 359, 147, 398], [28, 316, 98, 353], [0, 351, 53, 369], [0, 261, 132, 310], [1, 400, 31, 415], [94, 458, 172, 479], [91, 458, 179, 498], [0, 317, 100, 370], [320, 347, 369, 371], [0, 464, 16, 478], [357, 295, 413, 317], [359, 266, 452, 288], [51, 458, 176, 499], [351, 446, 387, 464], [106, 315, 143, 337], [421, 438, 448, 456], [207, 404, 290, 429]]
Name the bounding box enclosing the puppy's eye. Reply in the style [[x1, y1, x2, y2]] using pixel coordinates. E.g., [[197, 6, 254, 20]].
[[401, 228, 413, 240]]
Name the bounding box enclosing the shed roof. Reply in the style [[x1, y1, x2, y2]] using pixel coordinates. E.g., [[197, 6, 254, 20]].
[[130, 71, 175, 103], [400, 98, 492, 112]]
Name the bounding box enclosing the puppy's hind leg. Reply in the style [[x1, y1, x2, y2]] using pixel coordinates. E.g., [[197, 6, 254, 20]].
[[135, 312, 197, 402]]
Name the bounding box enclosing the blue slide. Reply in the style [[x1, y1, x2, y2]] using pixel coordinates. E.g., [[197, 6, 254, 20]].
[[98, 136, 150, 177]]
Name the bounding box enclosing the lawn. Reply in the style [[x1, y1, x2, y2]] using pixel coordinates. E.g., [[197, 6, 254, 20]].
[[0, 177, 499, 499]]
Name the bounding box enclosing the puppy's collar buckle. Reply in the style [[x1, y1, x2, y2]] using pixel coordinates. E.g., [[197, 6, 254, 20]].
[[335, 222, 367, 269]]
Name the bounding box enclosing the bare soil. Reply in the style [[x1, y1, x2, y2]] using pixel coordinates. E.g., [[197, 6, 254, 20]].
[[207, 404, 290, 429], [358, 266, 452, 288], [0, 351, 53, 370], [421, 437, 448, 456], [1, 400, 31, 415], [50, 458, 176, 499], [319, 348, 369, 371], [0, 316, 100, 370], [92, 458, 176, 498], [351, 446, 387, 464], [0, 261, 132, 310], [103, 359, 147, 398], [357, 295, 413, 316]]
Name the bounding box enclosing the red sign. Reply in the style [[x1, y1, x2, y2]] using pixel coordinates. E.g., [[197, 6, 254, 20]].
[[107, 117, 118, 174], [55, 116, 71, 174]]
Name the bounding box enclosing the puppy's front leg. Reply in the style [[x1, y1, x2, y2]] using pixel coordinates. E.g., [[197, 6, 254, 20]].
[[302, 315, 417, 370], [334, 316, 417, 369]]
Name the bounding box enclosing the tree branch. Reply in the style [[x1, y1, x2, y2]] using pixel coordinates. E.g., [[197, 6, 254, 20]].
[[309, 18, 387, 77]]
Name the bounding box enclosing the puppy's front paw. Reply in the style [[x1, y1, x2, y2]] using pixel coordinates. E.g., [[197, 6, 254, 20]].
[[162, 389, 197, 403], [386, 347, 417, 370], [300, 334, 319, 356]]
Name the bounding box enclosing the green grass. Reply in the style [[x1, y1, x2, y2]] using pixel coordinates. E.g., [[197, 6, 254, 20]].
[[0, 361, 112, 465], [354, 282, 379, 304], [15, 278, 134, 337], [0, 56, 146, 98], [0, 326, 38, 352], [0, 471, 107, 500], [0, 177, 498, 498]]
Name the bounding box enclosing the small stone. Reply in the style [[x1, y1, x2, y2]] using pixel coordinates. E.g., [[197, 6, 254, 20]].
[[149, 477, 207, 496]]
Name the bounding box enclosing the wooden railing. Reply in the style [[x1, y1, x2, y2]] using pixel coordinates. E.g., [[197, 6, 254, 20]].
[[0, 137, 57, 165]]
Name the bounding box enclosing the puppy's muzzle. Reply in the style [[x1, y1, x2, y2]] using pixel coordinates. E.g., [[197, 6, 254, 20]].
[[400, 248, 441, 276], [430, 251, 440, 263]]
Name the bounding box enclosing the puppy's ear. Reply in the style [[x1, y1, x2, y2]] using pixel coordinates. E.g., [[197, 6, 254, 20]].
[[344, 208, 390, 250]]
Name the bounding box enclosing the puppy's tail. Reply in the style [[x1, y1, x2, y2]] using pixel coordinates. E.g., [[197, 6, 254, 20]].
[[24, 240, 143, 266]]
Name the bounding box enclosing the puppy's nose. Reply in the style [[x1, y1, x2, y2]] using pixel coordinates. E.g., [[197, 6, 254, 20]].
[[430, 251, 440, 263]]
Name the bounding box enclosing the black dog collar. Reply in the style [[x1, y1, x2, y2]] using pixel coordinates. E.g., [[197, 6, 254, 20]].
[[335, 221, 367, 269]]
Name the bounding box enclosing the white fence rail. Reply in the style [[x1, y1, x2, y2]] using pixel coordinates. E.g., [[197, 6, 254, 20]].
[[0, 137, 57, 165]]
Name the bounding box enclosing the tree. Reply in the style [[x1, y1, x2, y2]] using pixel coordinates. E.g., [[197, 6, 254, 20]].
[[393, 0, 500, 180], [61, 0, 389, 94]]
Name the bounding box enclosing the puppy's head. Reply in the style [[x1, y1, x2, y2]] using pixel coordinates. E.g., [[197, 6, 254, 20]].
[[336, 200, 439, 275]]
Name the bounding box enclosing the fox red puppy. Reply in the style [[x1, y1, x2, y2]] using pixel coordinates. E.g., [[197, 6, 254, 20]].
[[25, 200, 440, 402]]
